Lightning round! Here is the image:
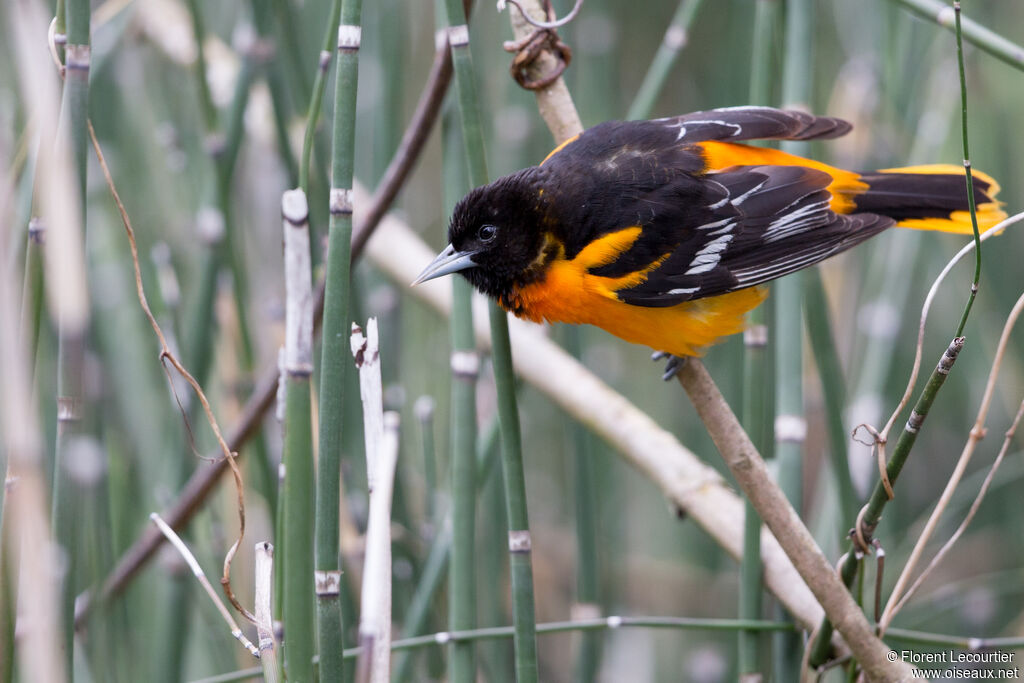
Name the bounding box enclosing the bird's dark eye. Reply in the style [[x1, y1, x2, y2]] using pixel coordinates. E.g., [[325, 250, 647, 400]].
[[477, 224, 498, 243]]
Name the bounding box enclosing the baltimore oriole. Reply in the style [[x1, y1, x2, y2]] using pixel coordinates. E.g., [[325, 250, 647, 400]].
[[414, 107, 1005, 362]]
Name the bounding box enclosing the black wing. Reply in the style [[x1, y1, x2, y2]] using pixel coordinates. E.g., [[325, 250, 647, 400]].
[[541, 108, 851, 176], [654, 106, 852, 144], [610, 165, 892, 307]]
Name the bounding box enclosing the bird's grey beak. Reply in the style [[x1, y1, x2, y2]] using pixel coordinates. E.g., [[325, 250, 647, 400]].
[[412, 244, 477, 285]]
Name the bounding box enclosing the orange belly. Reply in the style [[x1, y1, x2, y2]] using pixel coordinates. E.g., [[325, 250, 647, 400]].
[[505, 226, 767, 357]]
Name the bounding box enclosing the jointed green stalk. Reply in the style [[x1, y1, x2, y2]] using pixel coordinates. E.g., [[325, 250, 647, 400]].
[[0, 496, 13, 683], [803, 269, 858, 528], [487, 301, 537, 682], [442, 1, 538, 679], [952, 0, 982, 338], [738, 2, 777, 675], [441, 95, 478, 682], [53, 0, 91, 673], [283, 377, 315, 682], [19, 221, 45, 377], [316, 0, 364, 679], [183, 0, 217, 132], [563, 328, 600, 683], [392, 416, 502, 683], [282, 191, 316, 683], [157, 4, 250, 679], [299, 0, 343, 193], [773, 0, 812, 678]]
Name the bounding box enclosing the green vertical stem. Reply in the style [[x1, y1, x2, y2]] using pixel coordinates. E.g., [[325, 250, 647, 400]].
[[776, 0, 812, 507], [486, 308, 537, 683], [274, 456, 286, 660], [414, 397, 438, 525], [477, 435, 511, 683], [370, 0, 405, 185], [183, 0, 218, 132], [737, 262, 769, 673], [271, 0, 314, 107], [392, 417, 502, 683], [449, 281, 478, 683], [316, 0, 363, 680], [282, 191, 316, 683], [563, 329, 600, 683], [207, 47, 260, 394], [300, 0, 343, 194], [443, 0, 538, 679], [803, 269, 858, 528], [748, 0, 779, 107], [952, 0, 982, 338], [158, 49, 255, 669], [0, 489, 16, 683], [772, 0, 812, 678], [19, 220, 46, 375], [248, 0, 299, 185], [737, 3, 778, 677], [283, 376, 315, 682], [392, 521, 451, 683], [626, 0, 705, 120], [291, 0, 339, 257], [441, 95, 478, 681], [53, 0, 91, 674]]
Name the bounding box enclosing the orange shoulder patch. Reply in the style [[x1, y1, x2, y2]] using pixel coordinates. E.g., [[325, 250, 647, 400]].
[[697, 141, 868, 214]]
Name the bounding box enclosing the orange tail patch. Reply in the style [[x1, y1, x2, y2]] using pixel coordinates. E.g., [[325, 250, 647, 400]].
[[869, 164, 1006, 234]]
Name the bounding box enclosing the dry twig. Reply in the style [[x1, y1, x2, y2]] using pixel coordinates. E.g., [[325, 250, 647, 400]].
[[88, 123, 255, 624], [149, 514, 259, 657], [253, 542, 279, 683]]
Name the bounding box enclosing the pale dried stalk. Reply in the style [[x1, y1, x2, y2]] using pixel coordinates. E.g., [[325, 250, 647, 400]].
[[150, 513, 259, 657], [0, 89, 66, 683], [10, 0, 89, 335], [351, 318, 384, 492], [359, 192, 826, 631], [880, 289, 1024, 631], [254, 542, 279, 683], [283, 189, 314, 375], [355, 407, 400, 683], [88, 120, 254, 623]]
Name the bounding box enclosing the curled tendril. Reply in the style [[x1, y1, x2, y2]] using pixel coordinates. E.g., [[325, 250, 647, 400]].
[[497, 0, 585, 29]]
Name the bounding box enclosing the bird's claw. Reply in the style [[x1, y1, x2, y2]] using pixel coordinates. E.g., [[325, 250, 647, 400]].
[[651, 351, 686, 381]]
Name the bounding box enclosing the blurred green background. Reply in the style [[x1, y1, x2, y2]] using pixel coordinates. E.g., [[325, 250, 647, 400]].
[[2, 0, 1023, 681]]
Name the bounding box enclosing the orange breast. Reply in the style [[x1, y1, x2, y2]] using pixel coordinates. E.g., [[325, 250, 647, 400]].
[[505, 226, 767, 357]]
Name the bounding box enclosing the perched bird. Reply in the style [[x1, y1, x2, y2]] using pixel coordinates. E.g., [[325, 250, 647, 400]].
[[414, 107, 1004, 368]]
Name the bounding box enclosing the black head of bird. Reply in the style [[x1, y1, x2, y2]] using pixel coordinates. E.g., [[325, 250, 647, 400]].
[[414, 169, 550, 307]]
